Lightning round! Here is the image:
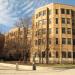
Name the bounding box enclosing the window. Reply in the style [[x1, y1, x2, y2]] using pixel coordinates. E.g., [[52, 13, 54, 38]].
[[42, 19, 47, 25], [49, 28, 51, 34], [38, 39, 41, 45], [72, 19, 75, 25], [67, 38, 72, 44], [62, 38, 66, 44], [73, 39, 75, 45], [62, 28, 66, 34], [56, 9, 58, 14], [72, 29, 75, 35], [66, 9, 70, 14], [56, 28, 58, 34], [35, 31, 38, 36], [42, 39, 45, 44], [56, 18, 58, 24], [62, 51, 66, 58], [19, 31, 22, 35], [71, 10, 75, 16], [36, 14, 38, 18], [38, 20, 42, 25], [49, 18, 51, 24], [67, 18, 70, 24], [39, 11, 42, 17], [56, 38, 58, 44], [68, 52, 71, 58], [49, 38, 51, 44], [56, 51, 58, 58], [43, 10, 46, 16], [42, 28, 46, 34], [73, 52, 75, 58], [36, 22, 38, 27], [62, 18, 66, 24], [35, 40, 38, 45], [42, 51, 45, 58], [38, 29, 42, 35], [67, 28, 71, 34], [49, 52, 51, 57], [49, 10, 51, 14], [61, 8, 65, 14]]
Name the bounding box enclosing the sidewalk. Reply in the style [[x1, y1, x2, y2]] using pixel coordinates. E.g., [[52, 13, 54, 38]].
[[0, 63, 50, 70], [0, 63, 75, 75]]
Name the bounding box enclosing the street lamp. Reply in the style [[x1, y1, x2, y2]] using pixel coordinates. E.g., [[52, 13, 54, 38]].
[[32, 52, 36, 70]]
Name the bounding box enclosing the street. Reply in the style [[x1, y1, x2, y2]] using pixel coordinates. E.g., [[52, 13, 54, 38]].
[[0, 63, 75, 75]]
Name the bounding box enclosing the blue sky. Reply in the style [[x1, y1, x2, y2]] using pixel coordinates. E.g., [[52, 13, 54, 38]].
[[0, 0, 75, 33]]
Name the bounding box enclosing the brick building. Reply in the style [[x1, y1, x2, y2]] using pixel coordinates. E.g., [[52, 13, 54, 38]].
[[31, 3, 75, 64]]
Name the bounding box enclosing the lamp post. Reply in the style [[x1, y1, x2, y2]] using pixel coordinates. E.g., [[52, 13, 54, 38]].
[[32, 52, 36, 70]]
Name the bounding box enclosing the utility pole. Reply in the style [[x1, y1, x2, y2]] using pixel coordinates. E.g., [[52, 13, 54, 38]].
[[46, 8, 49, 64]]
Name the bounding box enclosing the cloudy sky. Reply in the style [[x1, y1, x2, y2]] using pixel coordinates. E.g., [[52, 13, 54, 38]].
[[0, 0, 75, 33]]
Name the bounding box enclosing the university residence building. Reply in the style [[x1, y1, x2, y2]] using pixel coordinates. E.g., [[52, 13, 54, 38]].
[[4, 27, 32, 61], [32, 3, 75, 64]]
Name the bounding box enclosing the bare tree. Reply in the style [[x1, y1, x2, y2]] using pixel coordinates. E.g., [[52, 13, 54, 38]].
[[14, 17, 31, 63]]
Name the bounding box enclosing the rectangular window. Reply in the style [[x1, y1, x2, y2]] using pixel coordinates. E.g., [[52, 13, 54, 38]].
[[67, 28, 71, 34], [56, 18, 58, 24], [49, 18, 51, 24], [38, 29, 42, 35], [36, 22, 38, 27], [68, 38, 72, 44], [62, 28, 66, 34], [73, 52, 75, 58], [72, 29, 75, 35], [42, 39, 45, 44], [36, 14, 38, 18], [38, 20, 42, 25], [49, 38, 51, 44], [61, 8, 65, 14], [62, 51, 66, 58], [43, 10, 46, 16], [62, 18, 66, 24], [49, 52, 51, 57], [42, 51, 45, 58], [35, 40, 38, 45], [56, 9, 58, 14], [67, 18, 70, 24], [42, 19, 47, 25], [71, 10, 75, 16], [42, 28, 46, 34], [39, 11, 42, 17], [49, 28, 51, 34], [38, 39, 41, 45], [66, 9, 70, 14], [62, 38, 66, 44], [49, 10, 51, 15], [35, 31, 38, 36], [56, 51, 58, 58], [56, 28, 58, 34], [73, 39, 75, 45], [68, 52, 71, 58], [56, 38, 58, 44], [72, 19, 75, 25]]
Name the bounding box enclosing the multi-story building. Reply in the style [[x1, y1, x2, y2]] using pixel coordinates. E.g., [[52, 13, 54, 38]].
[[4, 27, 32, 61], [32, 3, 75, 64], [0, 33, 5, 58]]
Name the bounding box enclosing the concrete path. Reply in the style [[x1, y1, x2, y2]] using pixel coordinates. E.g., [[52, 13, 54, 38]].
[[0, 63, 75, 75], [0, 63, 48, 70]]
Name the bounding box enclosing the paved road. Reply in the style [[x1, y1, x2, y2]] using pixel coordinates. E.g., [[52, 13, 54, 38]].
[[0, 64, 75, 75]]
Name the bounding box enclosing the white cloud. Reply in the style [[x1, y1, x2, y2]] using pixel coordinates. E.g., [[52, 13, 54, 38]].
[[0, 0, 49, 32]]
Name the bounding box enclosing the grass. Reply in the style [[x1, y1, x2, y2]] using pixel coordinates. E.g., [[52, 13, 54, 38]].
[[36, 63, 75, 69]]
